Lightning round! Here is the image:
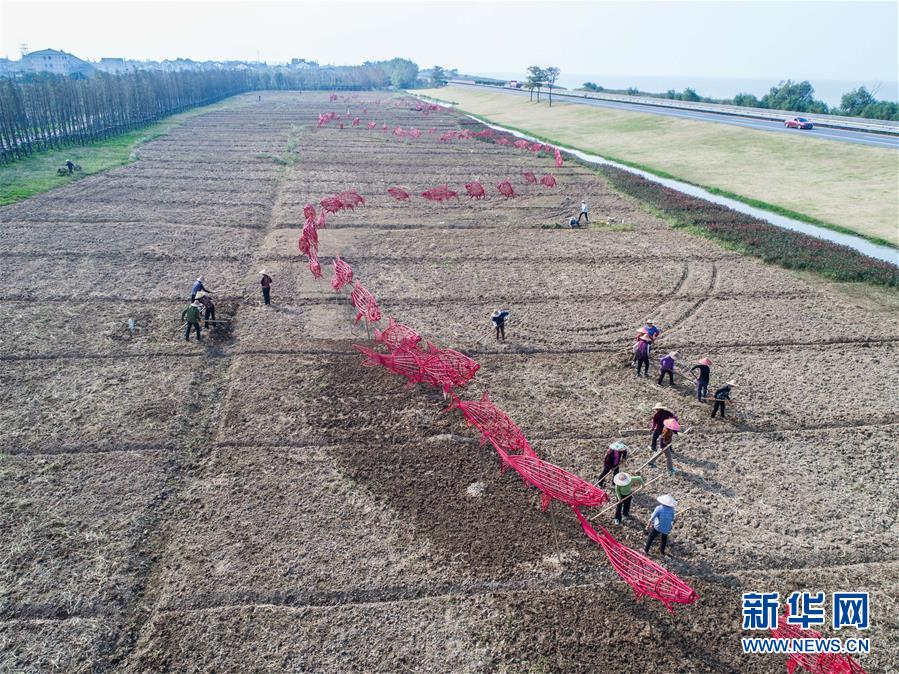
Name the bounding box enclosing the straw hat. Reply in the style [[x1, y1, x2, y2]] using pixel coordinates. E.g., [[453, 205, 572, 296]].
[[608, 440, 628, 451], [491, 310, 502, 318], [726, 380, 737, 387], [645, 320, 655, 326], [195, 290, 207, 299], [697, 358, 712, 366], [191, 300, 203, 308], [258, 269, 267, 275], [613, 472, 632, 487], [196, 275, 204, 282], [663, 418, 681, 431], [639, 334, 652, 342], [657, 494, 677, 507], [667, 351, 678, 358], [652, 403, 674, 413]]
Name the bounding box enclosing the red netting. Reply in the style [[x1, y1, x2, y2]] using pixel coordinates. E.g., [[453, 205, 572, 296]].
[[507, 455, 609, 510], [522, 171, 537, 184], [528, 142, 543, 153], [541, 174, 557, 188], [373, 317, 421, 349], [367, 121, 377, 129], [451, 392, 536, 458], [350, 280, 381, 324], [408, 127, 422, 138], [393, 126, 405, 137], [439, 131, 456, 142], [352, 117, 360, 127], [315, 210, 327, 229], [554, 148, 564, 168], [337, 191, 365, 209], [382, 123, 388, 131], [354, 344, 423, 384], [769, 610, 867, 674], [298, 219, 318, 257], [497, 180, 516, 198], [513, 139, 529, 150], [308, 253, 322, 279], [331, 255, 354, 291], [428, 127, 437, 134], [318, 111, 337, 127], [303, 203, 316, 222], [496, 137, 510, 146], [387, 186, 411, 201], [329, 93, 338, 102], [320, 195, 343, 213], [421, 185, 459, 202], [573, 507, 699, 612], [464, 181, 486, 200], [424, 342, 479, 386], [475, 129, 494, 138]]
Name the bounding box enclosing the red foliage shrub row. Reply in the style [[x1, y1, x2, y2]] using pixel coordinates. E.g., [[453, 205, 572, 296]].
[[599, 165, 897, 287]]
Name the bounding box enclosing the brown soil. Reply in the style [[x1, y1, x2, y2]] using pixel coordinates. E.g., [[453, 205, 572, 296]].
[[1, 91, 896, 673]]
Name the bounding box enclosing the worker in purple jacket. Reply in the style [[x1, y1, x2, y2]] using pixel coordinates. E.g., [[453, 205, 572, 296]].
[[595, 440, 629, 487], [634, 334, 651, 376], [657, 350, 677, 386], [649, 403, 677, 452]]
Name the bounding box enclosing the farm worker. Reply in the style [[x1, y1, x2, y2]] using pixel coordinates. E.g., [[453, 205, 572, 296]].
[[190, 275, 211, 301], [259, 269, 273, 305], [711, 381, 736, 418], [65, 160, 75, 175], [613, 472, 646, 524], [577, 200, 589, 224], [691, 358, 712, 402], [196, 290, 215, 328], [595, 440, 629, 487], [658, 350, 677, 386], [181, 300, 203, 342], [651, 417, 680, 474], [491, 309, 510, 342], [649, 403, 677, 452], [643, 320, 660, 356], [634, 334, 652, 376], [644, 494, 677, 556]]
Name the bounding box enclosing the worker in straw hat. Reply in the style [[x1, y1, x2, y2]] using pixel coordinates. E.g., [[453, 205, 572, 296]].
[[649, 403, 677, 453], [634, 333, 652, 377], [613, 471, 646, 525], [657, 350, 678, 386], [190, 275, 212, 301], [650, 417, 680, 475], [491, 309, 510, 342], [181, 299, 204, 342], [645, 494, 677, 556], [691, 357, 712, 402], [259, 269, 273, 305], [195, 290, 215, 329], [711, 380, 736, 418], [595, 440, 629, 487]]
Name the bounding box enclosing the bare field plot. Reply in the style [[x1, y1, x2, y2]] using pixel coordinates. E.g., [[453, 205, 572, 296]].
[[1, 91, 895, 673], [1, 450, 169, 616]]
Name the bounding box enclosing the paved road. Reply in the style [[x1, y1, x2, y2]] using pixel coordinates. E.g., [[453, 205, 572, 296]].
[[471, 86, 899, 150]]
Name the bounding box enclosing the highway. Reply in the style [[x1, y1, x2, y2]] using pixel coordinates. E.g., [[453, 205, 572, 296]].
[[460, 84, 899, 150]]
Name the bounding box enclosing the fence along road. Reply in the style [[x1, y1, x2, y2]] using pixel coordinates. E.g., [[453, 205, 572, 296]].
[[449, 81, 899, 150]]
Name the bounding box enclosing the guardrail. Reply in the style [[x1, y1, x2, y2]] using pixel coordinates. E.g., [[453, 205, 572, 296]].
[[448, 81, 899, 136]]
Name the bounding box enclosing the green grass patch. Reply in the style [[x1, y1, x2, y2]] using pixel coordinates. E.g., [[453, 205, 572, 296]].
[[419, 86, 899, 245], [0, 96, 248, 206]]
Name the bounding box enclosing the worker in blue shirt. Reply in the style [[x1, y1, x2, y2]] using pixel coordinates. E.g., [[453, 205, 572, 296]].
[[644, 494, 677, 556], [190, 275, 212, 300]]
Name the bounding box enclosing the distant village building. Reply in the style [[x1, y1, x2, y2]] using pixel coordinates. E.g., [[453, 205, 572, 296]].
[[0, 57, 16, 75], [95, 57, 128, 74], [18, 48, 93, 76]]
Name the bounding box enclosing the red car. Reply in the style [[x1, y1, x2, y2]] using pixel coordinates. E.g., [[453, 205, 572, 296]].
[[784, 116, 813, 129]]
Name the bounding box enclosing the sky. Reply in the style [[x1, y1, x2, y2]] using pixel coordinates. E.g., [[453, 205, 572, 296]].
[[2, 1, 896, 85]]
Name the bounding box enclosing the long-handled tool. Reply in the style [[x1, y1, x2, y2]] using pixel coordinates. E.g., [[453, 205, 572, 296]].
[[590, 473, 665, 521]]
